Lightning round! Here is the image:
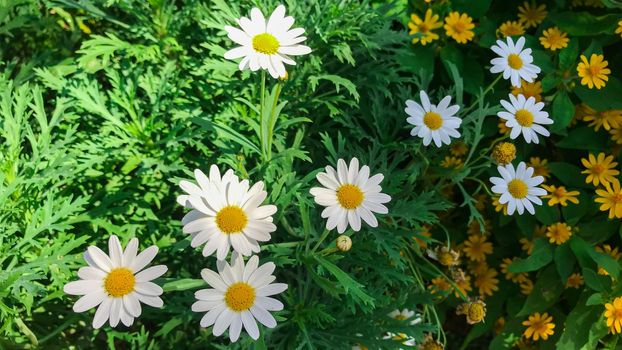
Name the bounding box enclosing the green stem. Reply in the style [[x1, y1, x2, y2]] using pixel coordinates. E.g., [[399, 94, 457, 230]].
[[259, 70, 266, 158], [310, 229, 331, 254], [266, 81, 284, 160]]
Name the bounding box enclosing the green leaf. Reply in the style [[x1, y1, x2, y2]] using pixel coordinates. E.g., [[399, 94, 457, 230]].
[[314, 256, 375, 307], [517, 265, 563, 316], [559, 38, 579, 71], [556, 293, 601, 349], [548, 162, 592, 189], [509, 238, 553, 273], [162, 278, 205, 292], [556, 127, 610, 151], [550, 91, 574, 132], [549, 12, 620, 36], [575, 77, 622, 110], [581, 268, 608, 292], [554, 243, 576, 281], [451, 0, 492, 18]]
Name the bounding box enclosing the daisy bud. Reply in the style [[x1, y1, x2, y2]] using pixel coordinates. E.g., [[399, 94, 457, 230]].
[[491, 142, 516, 165], [457, 299, 487, 325], [336, 235, 352, 252]]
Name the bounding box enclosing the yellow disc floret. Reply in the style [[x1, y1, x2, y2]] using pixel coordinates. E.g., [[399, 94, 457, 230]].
[[225, 282, 256, 312], [508, 179, 528, 199], [491, 142, 517, 165], [515, 109, 534, 127], [216, 206, 248, 234], [252, 33, 280, 55], [423, 112, 443, 130], [507, 54, 524, 70], [104, 268, 136, 297], [336, 184, 364, 209]]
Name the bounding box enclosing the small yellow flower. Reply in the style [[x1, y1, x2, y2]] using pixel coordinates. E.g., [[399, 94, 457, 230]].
[[474, 194, 488, 211], [616, 20, 622, 38], [596, 245, 622, 276], [581, 153, 619, 187], [577, 54, 611, 90], [440, 156, 463, 168], [467, 219, 491, 236], [492, 196, 508, 215], [539, 27, 569, 51], [610, 126, 622, 144], [450, 141, 469, 157], [542, 185, 580, 206], [511, 80, 543, 103], [500, 258, 528, 283], [456, 299, 487, 324], [518, 2, 548, 28], [522, 312, 555, 341], [520, 278, 534, 295], [414, 225, 432, 249], [583, 108, 622, 131], [491, 142, 517, 165], [528, 157, 551, 178], [429, 277, 452, 294], [451, 268, 473, 298], [409, 9, 443, 45], [474, 267, 499, 297], [419, 334, 444, 350], [444, 12, 475, 44], [565, 273, 584, 289], [429, 246, 460, 266], [498, 20, 525, 38], [604, 296, 622, 334], [463, 235, 494, 262], [546, 222, 573, 245], [520, 238, 534, 255], [498, 119, 511, 136], [595, 180, 622, 219]]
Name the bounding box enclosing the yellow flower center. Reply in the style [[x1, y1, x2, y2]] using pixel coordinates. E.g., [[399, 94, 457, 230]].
[[589, 64, 602, 77], [507, 54, 523, 70], [252, 33, 280, 55], [216, 206, 248, 234], [515, 109, 534, 127], [553, 187, 567, 198], [467, 303, 486, 322], [423, 111, 443, 130], [336, 184, 364, 209], [492, 142, 517, 165], [508, 179, 528, 199], [592, 164, 605, 174], [224, 282, 256, 312], [438, 251, 456, 266], [104, 268, 136, 297], [394, 315, 407, 321]]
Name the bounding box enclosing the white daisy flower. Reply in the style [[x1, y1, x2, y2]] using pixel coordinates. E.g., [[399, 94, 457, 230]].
[[405, 91, 462, 147], [192, 253, 287, 342], [489, 162, 546, 215], [63, 235, 167, 328], [310, 158, 391, 233], [224, 5, 311, 79], [388, 308, 420, 325], [490, 36, 540, 88], [498, 93, 553, 144], [177, 165, 277, 261]]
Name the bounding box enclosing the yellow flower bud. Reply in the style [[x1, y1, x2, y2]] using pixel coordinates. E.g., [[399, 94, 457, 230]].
[[336, 235, 352, 252]]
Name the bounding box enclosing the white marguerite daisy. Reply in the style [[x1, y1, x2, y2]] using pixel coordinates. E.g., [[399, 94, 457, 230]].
[[490, 162, 546, 215], [310, 158, 391, 233], [192, 253, 287, 342], [405, 91, 462, 147], [498, 93, 553, 144], [388, 309, 421, 325], [224, 5, 311, 79], [490, 36, 540, 88], [177, 165, 277, 261], [63, 235, 167, 328]]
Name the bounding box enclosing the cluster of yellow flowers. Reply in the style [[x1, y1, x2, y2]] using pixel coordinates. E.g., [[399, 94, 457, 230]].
[[408, 9, 474, 45]]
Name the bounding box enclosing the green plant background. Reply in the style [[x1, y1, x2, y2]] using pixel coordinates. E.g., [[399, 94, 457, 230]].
[[1, 0, 622, 349]]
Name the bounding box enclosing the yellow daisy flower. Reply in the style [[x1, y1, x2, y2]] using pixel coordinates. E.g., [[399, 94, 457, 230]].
[[498, 20, 525, 38], [498, 118, 512, 136], [577, 54, 611, 90], [429, 276, 452, 294], [595, 180, 622, 219], [545, 222, 573, 245], [610, 126, 622, 144], [616, 20, 622, 38], [520, 278, 534, 295], [463, 235, 494, 262], [518, 2, 548, 28], [528, 157, 551, 178], [539, 27, 569, 51], [500, 257, 528, 283], [581, 153, 619, 187], [583, 108, 622, 131], [511, 80, 543, 102], [474, 267, 499, 297], [522, 312, 555, 341], [565, 273, 584, 289], [450, 141, 469, 157], [492, 196, 509, 215], [408, 9, 442, 45], [444, 12, 475, 44], [542, 185, 580, 206], [414, 225, 432, 249], [440, 156, 463, 168], [604, 296, 622, 334], [520, 237, 534, 255]]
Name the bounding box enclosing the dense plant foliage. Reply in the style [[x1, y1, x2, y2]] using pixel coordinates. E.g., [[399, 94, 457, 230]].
[[1, 0, 622, 349]]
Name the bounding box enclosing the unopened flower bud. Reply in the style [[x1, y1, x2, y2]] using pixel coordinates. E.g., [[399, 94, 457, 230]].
[[336, 235, 352, 252]]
